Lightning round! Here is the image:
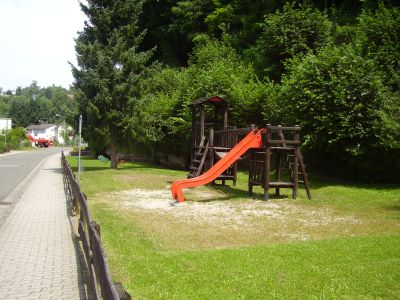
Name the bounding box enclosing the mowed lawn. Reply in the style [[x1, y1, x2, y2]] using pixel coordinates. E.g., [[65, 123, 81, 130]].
[[67, 156, 400, 299]]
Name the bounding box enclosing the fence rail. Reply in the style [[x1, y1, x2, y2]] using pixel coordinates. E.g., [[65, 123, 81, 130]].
[[214, 127, 254, 149], [61, 151, 130, 300]]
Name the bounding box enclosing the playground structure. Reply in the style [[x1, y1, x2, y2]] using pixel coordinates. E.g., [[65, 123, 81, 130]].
[[26, 134, 53, 148], [187, 96, 235, 183], [170, 96, 311, 203]]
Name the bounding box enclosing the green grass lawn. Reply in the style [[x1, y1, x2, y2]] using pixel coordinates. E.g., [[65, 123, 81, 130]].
[[67, 156, 400, 299]]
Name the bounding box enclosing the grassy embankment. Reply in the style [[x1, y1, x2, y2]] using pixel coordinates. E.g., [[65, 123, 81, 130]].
[[67, 156, 400, 299]]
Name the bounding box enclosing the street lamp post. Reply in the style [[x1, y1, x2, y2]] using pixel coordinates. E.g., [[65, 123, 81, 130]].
[[63, 117, 66, 146]]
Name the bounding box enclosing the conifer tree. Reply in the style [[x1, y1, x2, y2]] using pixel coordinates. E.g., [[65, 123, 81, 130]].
[[72, 0, 153, 168]]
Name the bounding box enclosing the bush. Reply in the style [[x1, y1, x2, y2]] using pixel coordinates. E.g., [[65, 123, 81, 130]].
[[7, 127, 29, 149], [0, 127, 29, 151], [0, 141, 10, 153], [280, 45, 399, 181], [356, 5, 400, 91]]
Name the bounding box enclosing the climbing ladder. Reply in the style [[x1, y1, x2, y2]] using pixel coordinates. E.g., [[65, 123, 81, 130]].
[[286, 151, 311, 199], [188, 139, 209, 178]]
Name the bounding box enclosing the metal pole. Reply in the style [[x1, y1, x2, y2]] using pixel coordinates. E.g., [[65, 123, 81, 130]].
[[77, 115, 82, 184], [64, 118, 66, 146]]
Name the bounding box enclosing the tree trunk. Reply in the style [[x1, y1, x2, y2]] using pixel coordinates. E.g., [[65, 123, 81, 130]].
[[109, 124, 118, 169]]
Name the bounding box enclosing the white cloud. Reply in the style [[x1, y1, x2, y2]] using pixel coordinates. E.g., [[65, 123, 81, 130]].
[[0, 0, 86, 91]]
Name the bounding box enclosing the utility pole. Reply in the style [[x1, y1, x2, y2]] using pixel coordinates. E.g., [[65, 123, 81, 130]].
[[77, 115, 82, 184]]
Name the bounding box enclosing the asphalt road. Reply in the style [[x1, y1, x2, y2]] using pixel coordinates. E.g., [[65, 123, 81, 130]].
[[0, 148, 66, 202]]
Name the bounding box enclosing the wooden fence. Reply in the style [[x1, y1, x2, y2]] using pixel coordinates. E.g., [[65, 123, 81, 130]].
[[61, 151, 131, 300]]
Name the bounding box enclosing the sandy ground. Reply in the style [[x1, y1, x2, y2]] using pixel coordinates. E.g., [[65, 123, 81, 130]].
[[113, 188, 361, 229]]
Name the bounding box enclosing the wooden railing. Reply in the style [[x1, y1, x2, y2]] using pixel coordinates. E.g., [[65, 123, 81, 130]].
[[213, 127, 254, 149], [61, 151, 130, 300]]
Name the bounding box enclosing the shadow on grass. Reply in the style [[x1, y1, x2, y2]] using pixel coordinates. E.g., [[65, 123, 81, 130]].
[[202, 184, 291, 202], [309, 172, 400, 191], [68, 156, 166, 172], [68, 157, 400, 202], [382, 204, 400, 213]]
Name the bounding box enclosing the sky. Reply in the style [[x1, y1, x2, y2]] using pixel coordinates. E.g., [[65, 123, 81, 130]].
[[0, 0, 86, 91]]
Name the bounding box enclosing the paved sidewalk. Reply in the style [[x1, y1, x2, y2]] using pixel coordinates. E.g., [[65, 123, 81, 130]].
[[0, 153, 86, 299]]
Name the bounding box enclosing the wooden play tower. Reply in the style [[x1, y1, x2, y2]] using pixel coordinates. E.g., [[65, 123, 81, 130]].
[[248, 125, 311, 200], [188, 96, 239, 184], [186, 96, 311, 199]]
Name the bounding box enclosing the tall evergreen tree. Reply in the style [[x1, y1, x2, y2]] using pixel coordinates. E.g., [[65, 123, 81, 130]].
[[71, 0, 153, 168]]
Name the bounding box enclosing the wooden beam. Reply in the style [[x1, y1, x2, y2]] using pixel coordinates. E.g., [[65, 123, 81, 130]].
[[200, 106, 205, 142]]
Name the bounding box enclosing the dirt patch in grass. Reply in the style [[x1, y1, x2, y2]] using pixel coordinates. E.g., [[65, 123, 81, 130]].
[[89, 187, 397, 251], [113, 173, 176, 190]]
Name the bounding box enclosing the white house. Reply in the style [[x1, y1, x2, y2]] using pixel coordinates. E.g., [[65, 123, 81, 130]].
[[0, 118, 12, 131], [26, 123, 56, 142], [26, 123, 72, 145]]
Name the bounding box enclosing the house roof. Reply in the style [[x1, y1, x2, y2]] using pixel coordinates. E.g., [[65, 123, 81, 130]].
[[191, 96, 228, 107], [26, 124, 55, 130]]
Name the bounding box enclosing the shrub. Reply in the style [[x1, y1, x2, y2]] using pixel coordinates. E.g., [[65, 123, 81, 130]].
[[0, 128, 29, 151], [0, 141, 10, 153], [7, 127, 29, 149], [280, 45, 399, 181], [356, 5, 400, 91]]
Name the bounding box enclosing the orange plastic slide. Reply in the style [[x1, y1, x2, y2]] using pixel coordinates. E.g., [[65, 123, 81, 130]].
[[171, 129, 265, 203]]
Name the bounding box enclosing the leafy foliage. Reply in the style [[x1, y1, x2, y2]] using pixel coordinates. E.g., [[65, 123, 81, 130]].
[[0, 127, 29, 152], [1, 82, 77, 128], [356, 5, 400, 92], [280, 44, 399, 180], [72, 0, 154, 167], [254, 2, 333, 80], [6, 127, 29, 148], [72, 0, 400, 181], [134, 37, 269, 155]]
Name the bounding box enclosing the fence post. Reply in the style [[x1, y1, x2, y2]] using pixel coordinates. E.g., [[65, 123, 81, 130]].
[[114, 282, 131, 300]]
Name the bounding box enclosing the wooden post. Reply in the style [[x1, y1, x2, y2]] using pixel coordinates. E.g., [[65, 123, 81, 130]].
[[223, 105, 228, 129], [264, 147, 271, 200], [233, 162, 237, 186], [263, 125, 272, 200], [232, 128, 238, 186], [275, 151, 281, 197], [200, 106, 205, 144], [114, 282, 132, 300], [91, 221, 101, 238], [275, 125, 283, 196], [292, 126, 300, 199], [292, 148, 299, 199], [209, 128, 214, 171], [248, 150, 254, 195], [191, 107, 196, 162]]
